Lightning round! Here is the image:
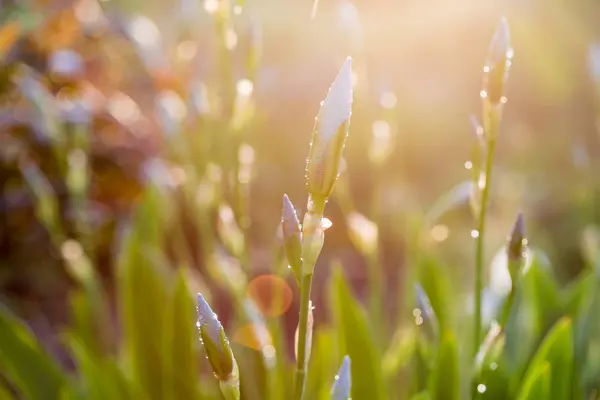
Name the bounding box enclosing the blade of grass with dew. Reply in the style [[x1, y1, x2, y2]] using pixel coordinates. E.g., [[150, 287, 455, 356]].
[[519, 317, 573, 400], [330, 264, 386, 400], [428, 332, 459, 400], [472, 324, 508, 400], [0, 306, 66, 399]]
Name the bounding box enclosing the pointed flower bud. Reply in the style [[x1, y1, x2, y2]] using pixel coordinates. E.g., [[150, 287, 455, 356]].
[[507, 213, 525, 262], [196, 294, 239, 391], [330, 355, 351, 400], [306, 57, 353, 201], [507, 213, 526, 284], [482, 17, 512, 105], [282, 194, 302, 283]]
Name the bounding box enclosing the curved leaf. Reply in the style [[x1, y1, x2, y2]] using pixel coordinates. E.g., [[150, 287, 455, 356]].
[[330, 265, 385, 400], [429, 333, 459, 400], [0, 307, 65, 399], [521, 317, 573, 400]]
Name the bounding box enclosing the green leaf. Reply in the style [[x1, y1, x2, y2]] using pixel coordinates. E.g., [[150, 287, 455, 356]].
[[472, 325, 508, 399], [382, 328, 416, 380], [0, 379, 15, 399], [66, 334, 132, 400], [330, 265, 385, 400], [306, 327, 338, 399], [504, 251, 561, 389], [423, 181, 472, 228], [417, 255, 454, 333], [516, 362, 550, 400], [562, 271, 594, 321], [410, 391, 432, 400], [163, 270, 200, 400], [523, 253, 562, 329], [429, 332, 459, 400], [0, 307, 66, 399], [521, 317, 573, 400], [117, 186, 170, 400]]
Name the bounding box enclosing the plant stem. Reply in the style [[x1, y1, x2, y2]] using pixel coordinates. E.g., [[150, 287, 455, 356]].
[[474, 137, 496, 356], [294, 273, 313, 400], [367, 252, 384, 340]]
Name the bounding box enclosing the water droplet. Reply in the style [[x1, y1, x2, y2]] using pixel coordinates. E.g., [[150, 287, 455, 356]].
[[477, 384, 487, 393], [490, 362, 498, 370], [471, 230, 480, 238], [464, 161, 473, 170], [483, 66, 490, 73], [480, 90, 488, 99], [522, 238, 529, 246], [334, 374, 340, 381], [321, 218, 333, 230], [500, 96, 508, 104], [412, 308, 421, 317]]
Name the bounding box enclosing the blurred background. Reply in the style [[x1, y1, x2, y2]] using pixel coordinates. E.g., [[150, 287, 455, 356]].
[[1, 0, 600, 377]]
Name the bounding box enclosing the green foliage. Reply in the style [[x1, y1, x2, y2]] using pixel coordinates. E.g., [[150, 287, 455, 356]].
[[429, 333, 459, 400], [3, 5, 600, 400], [0, 307, 65, 399], [330, 265, 386, 400]]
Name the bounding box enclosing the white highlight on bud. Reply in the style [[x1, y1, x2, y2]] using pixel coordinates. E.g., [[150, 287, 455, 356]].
[[317, 57, 353, 142]]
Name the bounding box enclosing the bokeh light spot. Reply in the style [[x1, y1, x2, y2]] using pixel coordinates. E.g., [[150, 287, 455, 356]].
[[247, 274, 293, 318], [232, 323, 272, 351], [380, 92, 397, 109], [430, 224, 449, 242]]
